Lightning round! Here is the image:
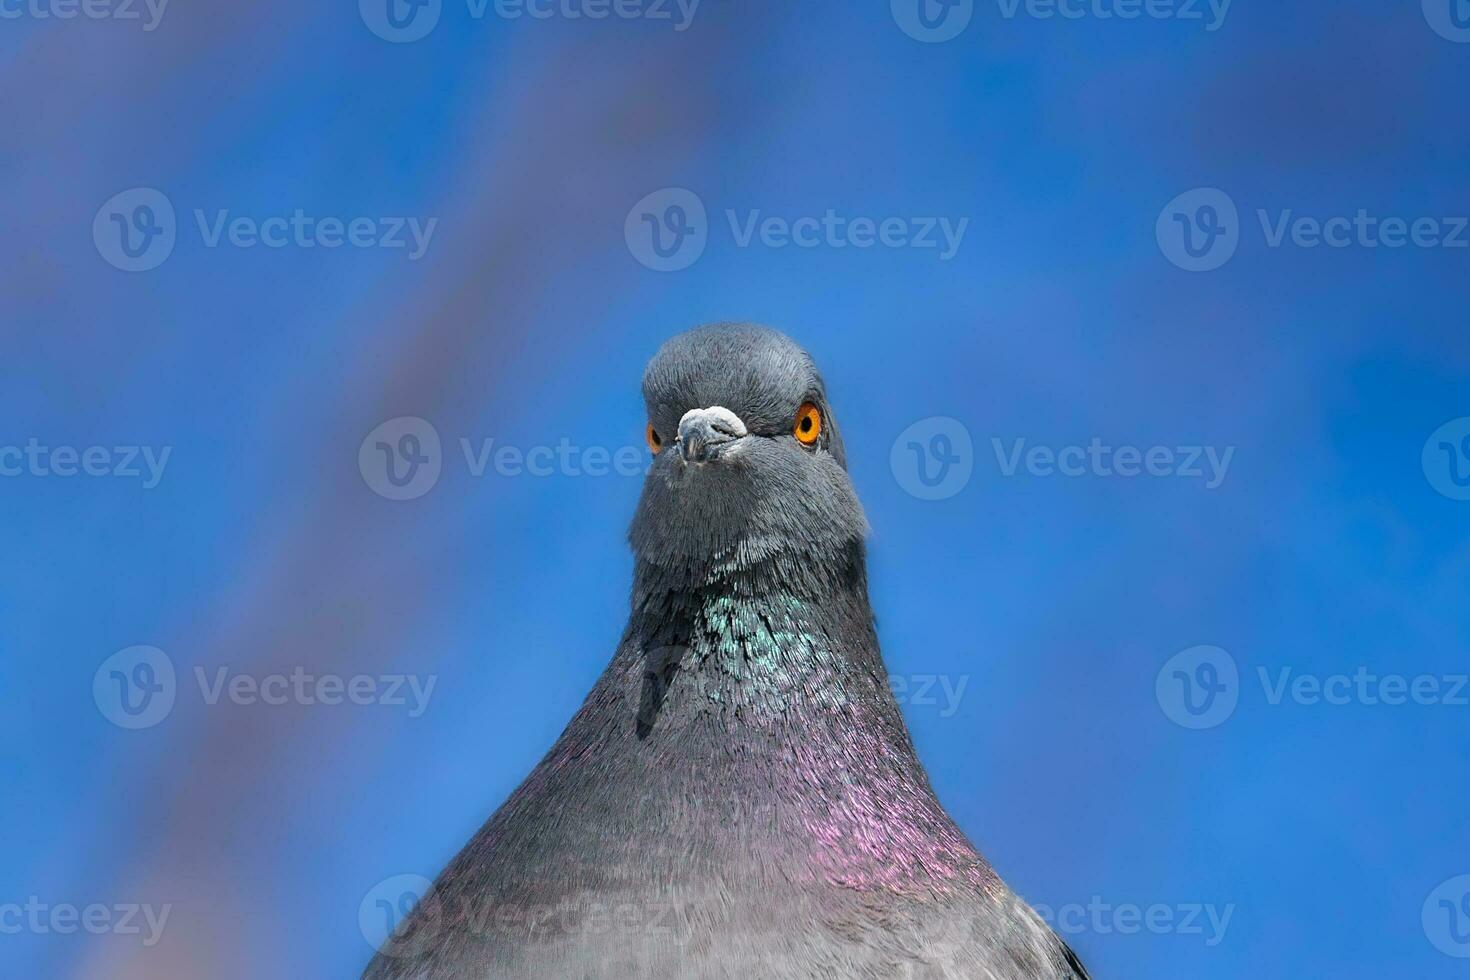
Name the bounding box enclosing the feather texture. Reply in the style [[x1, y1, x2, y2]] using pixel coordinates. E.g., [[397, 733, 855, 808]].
[[363, 324, 1090, 979]]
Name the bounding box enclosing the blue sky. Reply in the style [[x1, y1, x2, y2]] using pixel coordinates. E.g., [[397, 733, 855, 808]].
[[2, 1, 1468, 977]]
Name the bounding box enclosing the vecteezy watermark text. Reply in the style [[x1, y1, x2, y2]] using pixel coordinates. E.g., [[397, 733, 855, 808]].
[[1158, 187, 1470, 272], [995, 0, 1230, 30], [0, 440, 171, 488], [0, 0, 168, 30], [359, 417, 651, 500], [992, 437, 1234, 489], [94, 188, 437, 272], [0, 898, 171, 946], [1157, 645, 1469, 729], [195, 666, 436, 717], [889, 674, 969, 717], [93, 646, 437, 729], [889, 419, 1234, 500], [890, 0, 1229, 42], [624, 189, 969, 272], [359, 0, 699, 43], [1034, 897, 1234, 946]]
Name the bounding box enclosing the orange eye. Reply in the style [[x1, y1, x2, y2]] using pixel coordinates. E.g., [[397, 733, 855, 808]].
[[646, 423, 663, 454], [794, 403, 822, 446]]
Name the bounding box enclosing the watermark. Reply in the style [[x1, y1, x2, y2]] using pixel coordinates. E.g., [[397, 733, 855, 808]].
[[93, 647, 437, 728], [94, 188, 437, 272], [625, 189, 708, 272], [1156, 645, 1239, 729], [995, 0, 1230, 30], [360, 874, 440, 955], [0, 440, 171, 488], [993, 437, 1234, 489], [1423, 417, 1470, 501], [1156, 188, 1240, 272], [93, 646, 177, 730], [624, 188, 969, 272], [891, 0, 974, 42], [93, 188, 176, 272], [359, 417, 651, 501], [1034, 897, 1234, 947], [1259, 666, 1468, 709], [1423, 0, 1470, 43], [1158, 646, 1469, 730], [889, 673, 969, 717], [892, 0, 1228, 41], [890, 422, 1233, 500], [1424, 875, 1470, 958], [0, 0, 168, 31], [1159, 188, 1470, 272], [360, 874, 693, 959], [0, 898, 171, 946], [359, 417, 444, 501], [360, 0, 442, 41], [196, 666, 436, 717], [890, 417, 975, 500], [360, 0, 698, 42]]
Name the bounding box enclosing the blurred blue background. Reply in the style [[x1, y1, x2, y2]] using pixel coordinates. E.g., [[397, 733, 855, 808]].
[[3, 1, 1468, 976]]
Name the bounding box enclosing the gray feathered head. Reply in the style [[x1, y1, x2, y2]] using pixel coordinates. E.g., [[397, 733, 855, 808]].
[[629, 323, 868, 576]]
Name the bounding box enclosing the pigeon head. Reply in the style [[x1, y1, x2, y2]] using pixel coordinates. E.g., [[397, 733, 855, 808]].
[[629, 323, 868, 575]]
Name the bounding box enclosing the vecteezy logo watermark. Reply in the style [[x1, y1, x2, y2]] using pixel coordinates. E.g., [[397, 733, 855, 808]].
[[360, 417, 444, 501], [0, 0, 169, 31], [1156, 645, 1239, 729], [0, 440, 172, 488], [360, 874, 441, 957], [1424, 875, 1470, 957], [1034, 897, 1234, 946], [93, 647, 438, 728], [0, 898, 172, 946], [890, 417, 975, 501], [361, 0, 698, 41], [891, 0, 974, 42], [93, 646, 177, 730], [993, 438, 1235, 489], [360, 0, 442, 42], [625, 188, 708, 272], [93, 188, 176, 273], [625, 189, 970, 272], [1423, 417, 1470, 501], [1159, 187, 1470, 272], [360, 417, 653, 500], [996, 0, 1231, 31], [1424, 0, 1470, 43], [1156, 188, 1240, 272], [1159, 647, 1469, 730], [94, 188, 438, 271]]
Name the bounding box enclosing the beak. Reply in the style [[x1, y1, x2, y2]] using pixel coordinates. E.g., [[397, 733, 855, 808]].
[[677, 406, 748, 463]]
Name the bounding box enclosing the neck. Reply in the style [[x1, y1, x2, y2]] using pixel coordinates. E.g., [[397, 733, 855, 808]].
[[478, 537, 991, 902], [633, 538, 858, 680], [606, 539, 989, 893], [624, 538, 910, 758]]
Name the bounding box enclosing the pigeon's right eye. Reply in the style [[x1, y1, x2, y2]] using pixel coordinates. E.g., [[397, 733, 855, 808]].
[[646, 423, 663, 454]]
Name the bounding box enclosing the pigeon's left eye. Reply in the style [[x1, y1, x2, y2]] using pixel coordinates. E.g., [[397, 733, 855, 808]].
[[646, 423, 663, 454], [794, 403, 822, 446]]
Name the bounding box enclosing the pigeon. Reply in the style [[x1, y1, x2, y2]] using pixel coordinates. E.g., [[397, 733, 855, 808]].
[[364, 323, 1091, 980]]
